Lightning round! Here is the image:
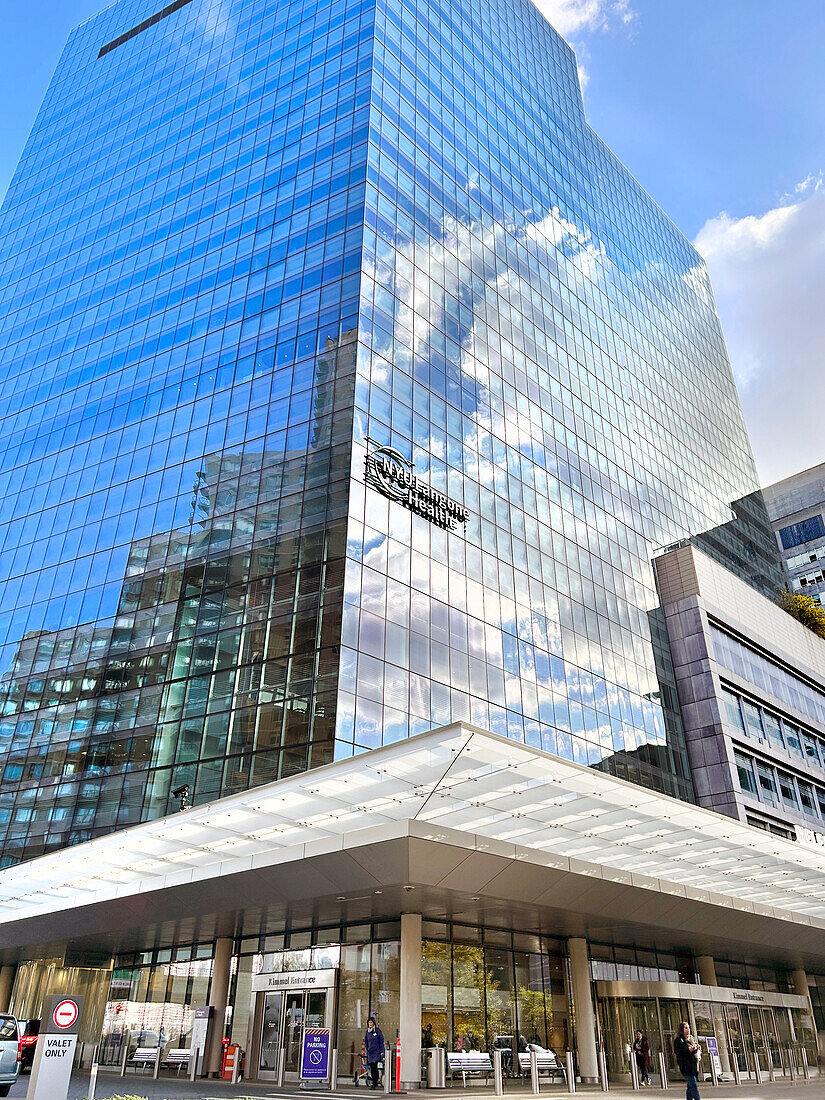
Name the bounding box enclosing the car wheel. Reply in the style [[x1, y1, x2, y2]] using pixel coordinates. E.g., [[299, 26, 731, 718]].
[[0, 1085, 11, 1096]]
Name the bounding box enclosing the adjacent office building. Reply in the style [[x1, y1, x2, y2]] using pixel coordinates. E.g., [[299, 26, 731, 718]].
[[0, 0, 822, 1086], [763, 463, 825, 604]]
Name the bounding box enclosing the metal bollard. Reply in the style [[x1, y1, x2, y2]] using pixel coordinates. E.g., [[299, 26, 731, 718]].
[[278, 1047, 286, 1087], [599, 1048, 609, 1092], [385, 1045, 393, 1094], [190, 1046, 198, 1082], [566, 1051, 576, 1094], [530, 1048, 540, 1094], [731, 1051, 740, 1086], [232, 1048, 242, 1084], [493, 1049, 504, 1096], [787, 1045, 795, 1081], [658, 1052, 668, 1088], [88, 1044, 100, 1100], [331, 1048, 339, 1089], [801, 1046, 810, 1081], [629, 1048, 639, 1090], [751, 1048, 762, 1085], [120, 1039, 129, 1077], [153, 1044, 161, 1080]]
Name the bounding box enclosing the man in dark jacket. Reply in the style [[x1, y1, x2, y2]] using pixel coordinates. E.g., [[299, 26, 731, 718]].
[[364, 1016, 386, 1089], [673, 1022, 700, 1100]]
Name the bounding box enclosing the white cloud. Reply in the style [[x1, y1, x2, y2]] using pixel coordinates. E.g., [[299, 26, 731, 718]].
[[694, 181, 825, 485], [531, 0, 635, 37], [530, 0, 635, 93]]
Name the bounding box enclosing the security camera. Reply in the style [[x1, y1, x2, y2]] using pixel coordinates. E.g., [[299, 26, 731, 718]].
[[171, 784, 192, 810]]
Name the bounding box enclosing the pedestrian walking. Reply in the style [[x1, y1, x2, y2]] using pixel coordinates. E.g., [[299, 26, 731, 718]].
[[364, 1015, 386, 1089], [633, 1030, 651, 1085], [673, 1021, 701, 1100]]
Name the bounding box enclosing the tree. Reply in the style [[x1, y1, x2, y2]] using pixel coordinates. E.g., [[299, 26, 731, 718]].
[[777, 589, 825, 640]]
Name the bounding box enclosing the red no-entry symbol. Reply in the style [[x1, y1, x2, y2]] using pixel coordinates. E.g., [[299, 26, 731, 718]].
[[53, 999, 79, 1030]]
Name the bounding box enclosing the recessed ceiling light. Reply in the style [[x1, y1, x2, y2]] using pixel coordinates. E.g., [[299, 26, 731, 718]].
[[336, 896, 346, 902]]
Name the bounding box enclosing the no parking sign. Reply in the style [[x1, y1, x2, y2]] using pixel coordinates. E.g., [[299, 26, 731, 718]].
[[301, 1027, 331, 1080], [28, 994, 84, 1100]]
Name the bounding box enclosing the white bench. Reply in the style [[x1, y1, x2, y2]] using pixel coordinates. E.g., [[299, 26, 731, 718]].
[[447, 1052, 493, 1086], [163, 1048, 191, 1074], [128, 1046, 160, 1073], [517, 1050, 566, 1083]]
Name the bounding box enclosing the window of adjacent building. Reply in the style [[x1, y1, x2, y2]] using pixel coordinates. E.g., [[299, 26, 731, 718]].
[[735, 751, 758, 796], [798, 781, 818, 817], [787, 548, 825, 570], [741, 700, 766, 745], [712, 627, 825, 729], [761, 711, 785, 752], [777, 771, 799, 811], [756, 764, 779, 804], [795, 571, 825, 589], [722, 690, 745, 735], [779, 515, 825, 550], [783, 722, 805, 759], [803, 735, 822, 767]]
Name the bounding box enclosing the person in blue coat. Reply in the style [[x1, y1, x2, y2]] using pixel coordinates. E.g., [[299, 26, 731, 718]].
[[364, 1016, 386, 1088]]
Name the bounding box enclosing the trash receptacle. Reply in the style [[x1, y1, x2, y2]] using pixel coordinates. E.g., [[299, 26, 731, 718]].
[[427, 1048, 446, 1088]]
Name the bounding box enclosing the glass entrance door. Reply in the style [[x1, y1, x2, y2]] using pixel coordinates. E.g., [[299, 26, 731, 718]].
[[745, 1006, 768, 1076], [722, 1005, 747, 1078], [258, 988, 331, 1081], [761, 1008, 782, 1074], [284, 992, 307, 1074], [259, 993, 285, 1077]]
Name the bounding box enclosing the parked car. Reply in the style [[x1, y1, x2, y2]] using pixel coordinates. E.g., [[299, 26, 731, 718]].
[[18, 1018, 39, 1072], [0, 1015, 20, 1094]]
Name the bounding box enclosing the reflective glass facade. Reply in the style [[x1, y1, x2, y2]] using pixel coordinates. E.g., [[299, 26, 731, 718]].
[[0, 0, 774, 865]]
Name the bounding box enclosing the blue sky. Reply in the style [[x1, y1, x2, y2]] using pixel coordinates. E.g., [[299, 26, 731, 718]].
[[1, 0, 822, 485]]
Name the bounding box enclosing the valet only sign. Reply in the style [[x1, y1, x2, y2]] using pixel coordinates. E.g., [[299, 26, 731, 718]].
[[28, 994, 84, 1100]]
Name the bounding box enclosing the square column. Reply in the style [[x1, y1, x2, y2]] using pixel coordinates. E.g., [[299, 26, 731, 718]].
[[400, 913, 422, 1089]]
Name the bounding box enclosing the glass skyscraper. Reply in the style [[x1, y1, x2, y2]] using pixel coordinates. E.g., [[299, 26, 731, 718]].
[[0, 0, 776, 867]]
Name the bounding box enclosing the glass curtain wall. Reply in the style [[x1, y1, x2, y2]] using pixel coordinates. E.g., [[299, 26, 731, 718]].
[[98, 946, 214, 1065], [10, 959, 111, 1045], [598, 996, 819, 1082], [421, 938, 569, 1063]]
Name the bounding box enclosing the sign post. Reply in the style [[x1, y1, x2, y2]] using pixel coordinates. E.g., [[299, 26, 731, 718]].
[[301, 1027, 331, 1090], [190, 1005, 211, 1079], [28, 994, 84, 1100], [701, 1037, 721, 1085]]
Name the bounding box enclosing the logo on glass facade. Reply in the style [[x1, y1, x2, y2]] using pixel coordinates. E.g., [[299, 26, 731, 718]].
[[365, 442, 469, 531]]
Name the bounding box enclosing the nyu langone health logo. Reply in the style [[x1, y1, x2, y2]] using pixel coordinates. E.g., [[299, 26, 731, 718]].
[[364, 440, 469, 532]]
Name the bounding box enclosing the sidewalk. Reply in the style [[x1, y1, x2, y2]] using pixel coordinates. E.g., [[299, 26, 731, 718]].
[[8, 1068, 825, 1100]]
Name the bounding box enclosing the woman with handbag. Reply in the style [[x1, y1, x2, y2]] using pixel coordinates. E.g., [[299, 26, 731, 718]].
[[673, 1021, 701, 1100]]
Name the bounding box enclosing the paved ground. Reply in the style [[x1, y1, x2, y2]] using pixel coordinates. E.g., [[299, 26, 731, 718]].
[[7, 1068, 825, 1100]]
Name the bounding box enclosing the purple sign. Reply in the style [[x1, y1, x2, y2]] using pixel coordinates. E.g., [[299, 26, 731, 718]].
[[301, 1028, 331, 1080]]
